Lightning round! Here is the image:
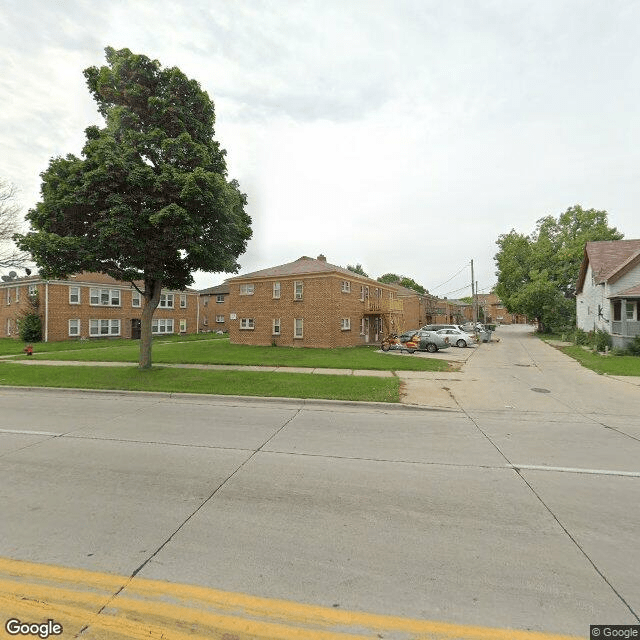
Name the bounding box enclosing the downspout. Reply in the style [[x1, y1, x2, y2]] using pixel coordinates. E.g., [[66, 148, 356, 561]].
[[44, 281, 49, 342], [196, 293, 200, 334]]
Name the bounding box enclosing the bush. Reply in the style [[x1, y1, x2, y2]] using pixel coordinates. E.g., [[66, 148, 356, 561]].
[[627, 336, 640, 356], [594, 329, 612, 352], [575, 328, 589, 346], [18, 313, 43, 342], [611, 347, 628, 357]]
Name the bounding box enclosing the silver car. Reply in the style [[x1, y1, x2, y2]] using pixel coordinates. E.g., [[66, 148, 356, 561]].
[[436, 327, 475, 348], [399, 329, 450, 353]]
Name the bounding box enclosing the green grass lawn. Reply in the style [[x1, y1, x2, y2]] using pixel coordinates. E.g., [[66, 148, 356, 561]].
[[0, 362, 399, 402], [15, 339, 450, 371], [561, 346, 640, 376], [0, 332, 227, 356]]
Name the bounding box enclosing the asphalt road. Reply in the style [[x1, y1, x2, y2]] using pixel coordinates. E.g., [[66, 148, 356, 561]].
[[0, 326, 638, 639]]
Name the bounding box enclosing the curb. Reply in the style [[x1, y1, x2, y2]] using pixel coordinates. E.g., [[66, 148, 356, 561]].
[[0, 385, 457, 413]]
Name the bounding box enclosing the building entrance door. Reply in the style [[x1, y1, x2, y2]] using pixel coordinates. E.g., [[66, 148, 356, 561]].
[[131, 319, 141, 340]]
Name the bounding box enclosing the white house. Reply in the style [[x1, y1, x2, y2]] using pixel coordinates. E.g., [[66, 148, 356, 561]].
[[575, 239, 640, 348]]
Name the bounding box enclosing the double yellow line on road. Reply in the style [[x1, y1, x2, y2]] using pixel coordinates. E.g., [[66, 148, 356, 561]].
[[0, 556, 580, 639]]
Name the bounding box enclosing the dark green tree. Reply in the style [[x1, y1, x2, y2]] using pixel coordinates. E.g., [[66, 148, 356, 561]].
[[495, 205, 622, 332], [346, 263, 368, 277], [15, 47, 251, 368], [377, 273, 426, 295]]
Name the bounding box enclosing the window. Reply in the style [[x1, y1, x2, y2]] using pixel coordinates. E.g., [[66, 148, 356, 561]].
[[14, 287, 19, 302], [240, 284, 255, 296], [294, 318, 303, 338], [6, 318, 11, 335], [68, 319, 80, 336], [152, 318, 174, 334], [69, 286, 80, 304], [132, 290, 141, 307], [203, 318, 208, 326], [341, 281, 351, 293], [89, 319, 120, 336], [240, 318, 255, 329], [90, 288, 121, 306], [294, 281, 303, 300], [613, 301, 622, 322], [625, 302, 636, 320], [180, 294, 187, 308], [341, 318, 351, 331], [273, 318, 281, 335], [360, 318, 366, 335], [28, 284, 37, 297], [216, 294, 224, 303], [179, 319, 187, 332], [360, 285, 365, 301], [159, 293, 174, 308], [5, 288, 10, 304], [273, 282, 281, 299], [215, 315, 224, 323]]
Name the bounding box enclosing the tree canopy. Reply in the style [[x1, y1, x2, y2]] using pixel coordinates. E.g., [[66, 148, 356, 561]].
[[346, 263, 368, 277], [494, 205, 622, 331], [377, 273, 427, 295], [15, 47, 251, 367]]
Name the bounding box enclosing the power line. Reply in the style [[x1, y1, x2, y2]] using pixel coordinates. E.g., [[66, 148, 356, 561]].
[[431, 261, 470, 291], [441, 283, 471, 297]]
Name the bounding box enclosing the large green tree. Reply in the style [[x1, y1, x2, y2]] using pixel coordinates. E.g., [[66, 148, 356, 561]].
[[495, 205, 622, 331], [377, 273, 426, 295], [15, 47, 251, 368], [346, 263, 368, 277]]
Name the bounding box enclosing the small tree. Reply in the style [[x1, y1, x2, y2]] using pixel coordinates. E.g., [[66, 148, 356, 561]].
[[18, 291, 42, 342], [15, 47, 251, 368]]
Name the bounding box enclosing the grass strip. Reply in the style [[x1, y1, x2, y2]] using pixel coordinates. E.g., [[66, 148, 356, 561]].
[[560, 345, 640, 376], [0, 333, 226, 357], [0, 362, 400, 402], [21, 341, 451, 372]]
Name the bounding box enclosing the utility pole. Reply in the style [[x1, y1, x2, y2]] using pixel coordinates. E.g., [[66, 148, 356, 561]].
[[471, 260, 476, 326], [476, 280, 479, 323]]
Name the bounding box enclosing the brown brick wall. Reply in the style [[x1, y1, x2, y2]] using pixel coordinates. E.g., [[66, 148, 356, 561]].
[[199, 293, 229, 333], [0, 275, 198, 341], [227, 275, 399, 348]]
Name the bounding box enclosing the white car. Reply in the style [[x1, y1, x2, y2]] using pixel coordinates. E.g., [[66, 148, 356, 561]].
[[436, 327, 475, 348]]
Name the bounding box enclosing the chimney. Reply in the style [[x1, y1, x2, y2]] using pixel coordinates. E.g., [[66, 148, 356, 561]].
[[317, 254, 326, 262]]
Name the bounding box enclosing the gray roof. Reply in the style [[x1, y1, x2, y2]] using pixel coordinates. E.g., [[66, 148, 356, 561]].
[[199, 283, 230, 295]]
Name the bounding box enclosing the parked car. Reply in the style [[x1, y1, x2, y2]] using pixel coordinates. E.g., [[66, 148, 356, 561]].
[[461, 322, 484, 333], [398, 329, 450, 353], [435, 327, 475, 347]]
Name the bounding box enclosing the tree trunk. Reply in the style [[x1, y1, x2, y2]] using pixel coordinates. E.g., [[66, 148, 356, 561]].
[[139, 278, 162, 369]]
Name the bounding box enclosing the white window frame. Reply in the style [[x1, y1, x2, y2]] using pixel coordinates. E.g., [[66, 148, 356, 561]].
[[69, 286, 80, 304], [159, 293, 174, 308], [89, 288, 121, 307], [272, 318, 281, 335], [240, 318, 255, 330], [294, 318, 303, 338], [360, 285, 365, 301], [216, 294, 224, 303], [179, 319, 187, 332], [152, 318, 174, 334], [14, 286, 20, 302], [341, 281, 351, 293], [360, 318, 366, 335], [68, 319, 80, 336], [240, 284, 255, 296], [5, 288, 11, 304], [341, 317, 351, 331], [215, 315, 225, 323], [6, 318, 11, 335], [180, 294, 187, 308], [273, 281, 281, 299], [28, 284, 37, 297], [132, 290, 141, 307], [89, 319, 121, 337], [294, 281, 303, 300]]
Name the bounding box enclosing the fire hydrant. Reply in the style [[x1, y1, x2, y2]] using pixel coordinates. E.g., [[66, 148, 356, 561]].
[[23, 345, 33, 356]]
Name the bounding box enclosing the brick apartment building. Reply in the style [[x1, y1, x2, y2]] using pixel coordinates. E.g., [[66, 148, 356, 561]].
[[476, 292, 527, 324], [198, 283, 230, 333], [1, 272, 198, 342], [226, 255, 404, 347]]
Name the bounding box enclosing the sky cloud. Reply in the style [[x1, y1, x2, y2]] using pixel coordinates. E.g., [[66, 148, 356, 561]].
[[2, 0, 639, 295]]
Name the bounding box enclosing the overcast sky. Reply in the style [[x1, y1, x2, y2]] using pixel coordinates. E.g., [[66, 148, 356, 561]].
[[2, 0, 640, 296]]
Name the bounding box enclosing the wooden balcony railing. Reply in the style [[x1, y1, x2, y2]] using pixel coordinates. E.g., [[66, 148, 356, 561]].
[[364, 299, 403, 314]]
